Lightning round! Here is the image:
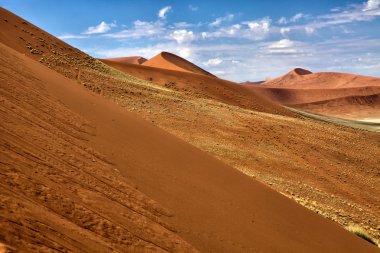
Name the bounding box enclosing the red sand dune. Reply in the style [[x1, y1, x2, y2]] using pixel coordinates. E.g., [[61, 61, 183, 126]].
[[101, 56, 147, 65], [261, 68, 380, 89], [142, 51, 215, 77], [251, 85, 380, 105], [1, 7, 379, 252], [100, 57, 294, 117], [245, 68, 380, 118]]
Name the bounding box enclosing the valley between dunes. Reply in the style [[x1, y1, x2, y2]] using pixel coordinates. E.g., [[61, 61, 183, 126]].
[[1, 7, 380, 252]]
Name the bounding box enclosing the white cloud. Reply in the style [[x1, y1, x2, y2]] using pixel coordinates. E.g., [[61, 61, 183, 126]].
[[305, 27, 315, 34], [278, 17, 287, 24], [280, 27, 291, 35], [158, 6, 172, 19], [172, 22, 193, 28], [267, 39, 299, 54], [105, 20, 166, 39], [189, 5, 199, 11], [204, 58, 223, 66], [203, 17, 271, 41], [268, 39, 294, 49], [210, 14, 234, 27], [241, 17, 271, 39], [281, 2, 380, 35], [290, 13, 305, 22], [169, 30, 195, 44], [213, 70, 226, 75], [278, 13, 306, 24], [178, 47, 192, 59], [83, 21, 116, 34], [364, 0, 380, 11], [58, 34, 89, 39]]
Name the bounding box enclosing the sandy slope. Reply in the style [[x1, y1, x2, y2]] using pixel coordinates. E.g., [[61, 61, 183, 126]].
[[245, 68, 380, 118], [1, 41, 378, 253], [0, 42, 197, 253], [142, 52, 215, 77]]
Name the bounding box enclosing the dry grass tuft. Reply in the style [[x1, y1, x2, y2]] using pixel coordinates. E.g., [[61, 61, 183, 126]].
[[346, 224, 378, 246]]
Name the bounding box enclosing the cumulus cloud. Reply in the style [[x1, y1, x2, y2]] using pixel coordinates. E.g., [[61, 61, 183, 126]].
[[243, 17, 271, 33], [268, 39, 299, 54], [83, 21, 116, 34], [204, 58, 223, 66], [158, 6, 172, 19], [169, 30, 195, 44]]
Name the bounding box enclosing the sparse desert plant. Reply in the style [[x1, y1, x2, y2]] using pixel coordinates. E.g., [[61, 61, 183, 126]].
[[346, 224, 378, 246]]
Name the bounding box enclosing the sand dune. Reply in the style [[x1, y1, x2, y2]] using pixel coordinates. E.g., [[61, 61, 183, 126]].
[[1, 7, 380, 252], [245, 68, 380, 118], [262, 68, 380, 89], [101, 56, 147, 65], [99, 58, 294, 117], [142, 51, 215, 77]]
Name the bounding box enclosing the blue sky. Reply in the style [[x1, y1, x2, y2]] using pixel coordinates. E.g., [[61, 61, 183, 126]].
[[1, 0, 380, 81]]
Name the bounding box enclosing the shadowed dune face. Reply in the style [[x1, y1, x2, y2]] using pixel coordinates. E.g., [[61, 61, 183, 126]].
[[1, 7, 380, 252], [142, 51, 215, 77], [293, 68, 313, 75], [245, 68, 380, 118]]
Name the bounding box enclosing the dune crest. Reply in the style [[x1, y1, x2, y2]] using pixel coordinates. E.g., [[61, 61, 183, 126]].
[[102, 56, 147, 65], [142, 51, 215, 76]]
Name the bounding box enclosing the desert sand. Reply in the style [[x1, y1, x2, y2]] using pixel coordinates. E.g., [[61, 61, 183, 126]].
[[1, 7, 379, 253]]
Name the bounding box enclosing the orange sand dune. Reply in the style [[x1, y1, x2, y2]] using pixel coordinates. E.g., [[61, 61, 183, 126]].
[[250, 85, 380, 105], [99, 58, 294, 117], [101, 56, 147, 65], [1, 40, 377, 253], [262, 68, 380, 89], [142, 51, 215, 77], [244, 68, 380, 118]]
